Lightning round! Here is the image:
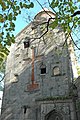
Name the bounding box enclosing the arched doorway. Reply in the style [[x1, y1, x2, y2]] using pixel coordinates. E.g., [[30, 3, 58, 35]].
[[45, 110, 63, 120]]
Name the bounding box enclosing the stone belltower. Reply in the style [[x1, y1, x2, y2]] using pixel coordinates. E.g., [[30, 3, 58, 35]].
[[1, 9, 78, 120]]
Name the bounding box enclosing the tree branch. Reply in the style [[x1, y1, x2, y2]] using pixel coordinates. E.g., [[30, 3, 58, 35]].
[[35, 0, 53, 18], [71, 11, 80, 17], [0, 74, 5, 82], [31, 10, 80, 42], [69, 33, 80, 50], [48, 0, 57, 14], [31, 17, 55, 42]]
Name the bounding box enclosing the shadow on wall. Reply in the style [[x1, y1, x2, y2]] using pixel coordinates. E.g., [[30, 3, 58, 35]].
[[1, 38, 72, 120]]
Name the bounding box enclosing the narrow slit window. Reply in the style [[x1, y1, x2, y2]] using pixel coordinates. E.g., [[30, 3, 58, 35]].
[[23, 106, 27, 114]]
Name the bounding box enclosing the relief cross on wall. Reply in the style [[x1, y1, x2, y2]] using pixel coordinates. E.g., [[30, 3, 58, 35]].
[[27, 47, 39, 91]]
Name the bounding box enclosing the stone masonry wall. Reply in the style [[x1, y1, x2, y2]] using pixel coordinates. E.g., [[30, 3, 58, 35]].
[[1, 10, 76, 120]]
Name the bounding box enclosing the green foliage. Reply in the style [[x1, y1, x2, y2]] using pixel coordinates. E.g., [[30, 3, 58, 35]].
[[50, 17, 58, 29], [76, 66, 80, 76], [50, 0, 79, 34], [0, 0, 34, 71]]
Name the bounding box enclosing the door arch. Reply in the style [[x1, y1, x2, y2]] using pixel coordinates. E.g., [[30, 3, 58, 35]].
[[45, 110, 63, 120]]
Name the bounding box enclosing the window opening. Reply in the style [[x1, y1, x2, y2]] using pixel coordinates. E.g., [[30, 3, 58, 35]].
[[24, 37, 30, 48], [40, 63, 46, 74], [24, 40, 30, 48], [23, 106, 27, 114], [41, 68, 46, 74], [52, 66, 60, 76]]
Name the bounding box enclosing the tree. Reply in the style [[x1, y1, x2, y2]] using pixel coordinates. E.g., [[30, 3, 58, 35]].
[[49, 0, 80, 40], [33, 0, 80, 47], [0, 0, 80, 80], [0, 0, 34, 71], [35, 0, 80, 62]]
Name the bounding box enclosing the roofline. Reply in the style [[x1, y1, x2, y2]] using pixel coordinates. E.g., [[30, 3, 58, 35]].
[[15, 22, 31, 38], [15, 9, 56, 39], [34, 9, 56, 19]]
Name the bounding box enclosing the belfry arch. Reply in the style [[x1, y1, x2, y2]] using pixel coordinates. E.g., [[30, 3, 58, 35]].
[[45, 110, 64, 120]]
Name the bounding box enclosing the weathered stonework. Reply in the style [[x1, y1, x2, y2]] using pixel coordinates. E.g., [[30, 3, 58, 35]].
[[1, 9, 79, 120]]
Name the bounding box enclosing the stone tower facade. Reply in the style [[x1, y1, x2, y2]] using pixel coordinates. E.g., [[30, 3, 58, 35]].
[[1, 9, 78, 120]]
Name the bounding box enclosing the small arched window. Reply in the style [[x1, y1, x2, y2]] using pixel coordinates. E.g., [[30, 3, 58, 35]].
[[40, 63, 46, 74], [52, 66, 60, 76]]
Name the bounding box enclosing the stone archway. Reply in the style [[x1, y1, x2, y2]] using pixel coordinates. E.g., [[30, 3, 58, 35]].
[[45, 110, 63, 120]]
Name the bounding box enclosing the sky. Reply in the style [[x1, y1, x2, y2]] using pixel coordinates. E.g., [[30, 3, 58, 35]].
[[13, 0, 51, 36]]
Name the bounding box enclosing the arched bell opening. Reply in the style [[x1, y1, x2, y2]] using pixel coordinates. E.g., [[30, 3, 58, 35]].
[[45, 109, 64, 120]]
